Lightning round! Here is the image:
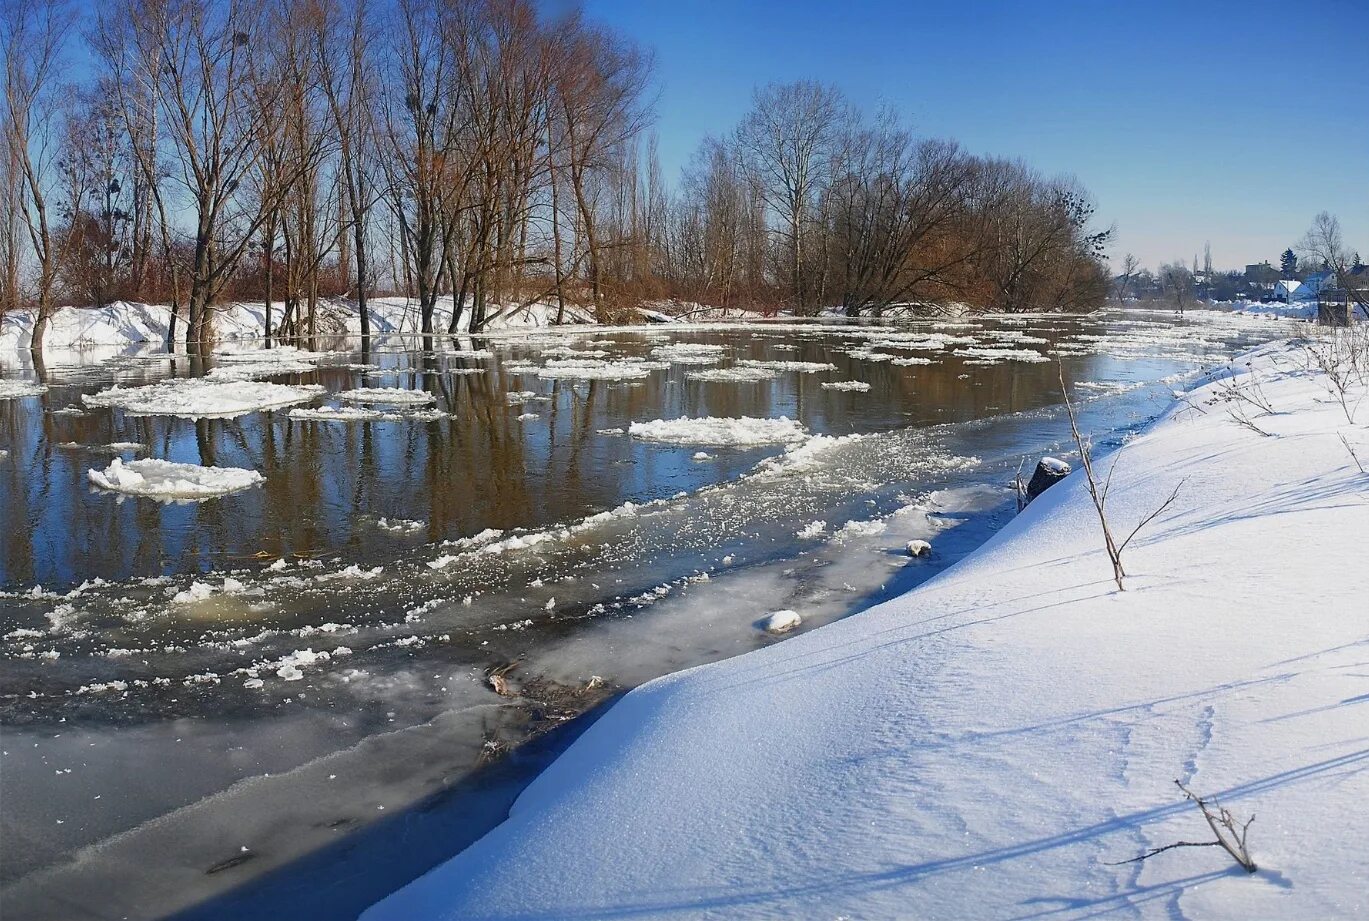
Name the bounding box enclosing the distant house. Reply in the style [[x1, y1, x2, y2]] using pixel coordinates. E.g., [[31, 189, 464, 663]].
[[1303, 271, 1337, 295], [1274, 278, 1314, 302], [1244, 261, 1280, 286]]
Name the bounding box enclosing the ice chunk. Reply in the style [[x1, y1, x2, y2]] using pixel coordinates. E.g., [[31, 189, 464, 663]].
[[757, 610, 802, 635], [335, 387, 436, 406], [83, 380, 324, 419], [905, 539, 932, 557], [0, 380, 47, 399], [628, 416, 807, 446], [88, 458, 265, 503], [821, 380, 871, 392]]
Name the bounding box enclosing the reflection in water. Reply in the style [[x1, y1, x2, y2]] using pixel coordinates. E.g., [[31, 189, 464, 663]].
[[0, 309, 1293, 920]]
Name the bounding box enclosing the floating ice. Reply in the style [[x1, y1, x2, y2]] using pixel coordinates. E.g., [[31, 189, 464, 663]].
[[628, 416, 807, 446], [822, 380, 871, 392], [0, 380, 47, 399], [288, 405, 446, 422], [685, 366, 780, 382], [650, 343, 727, 365], [757, 610, 802, 635], [535, 358, 665, 381], [737, 359, 836, 373], [83, 380, 325, 418], [88, 458, 265, 503], [335, 387, 436, 406], [906, 539, 932, 557]]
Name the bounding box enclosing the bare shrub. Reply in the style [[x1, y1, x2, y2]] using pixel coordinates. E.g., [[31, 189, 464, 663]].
[[1060, 368, 1185, 591]]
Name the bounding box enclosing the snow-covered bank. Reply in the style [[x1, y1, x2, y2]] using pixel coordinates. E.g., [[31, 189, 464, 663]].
[[0, 297, 603, 358], [366, 336, 1369, 920]]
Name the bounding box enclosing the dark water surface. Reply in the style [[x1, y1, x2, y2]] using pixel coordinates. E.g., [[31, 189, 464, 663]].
[[0, 308, 1293, 920]]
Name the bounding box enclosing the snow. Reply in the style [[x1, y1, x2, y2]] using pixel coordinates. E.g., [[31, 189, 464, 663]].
[[366, 337, 1369, 921], [905, 538, 932, 556], [627, 416, 808, 446], [0, 379, 47, 398], [756, 609, 802, 635], [1040, 456, 1072, 474], [335, 387, 436, 406], [82, 380, 324, 419], [87, 458, 265, 503]]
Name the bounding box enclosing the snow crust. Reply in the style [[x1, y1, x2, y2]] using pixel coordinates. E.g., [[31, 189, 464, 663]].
[[87, 458, 265, 503], [367, 339, 1369, 921]]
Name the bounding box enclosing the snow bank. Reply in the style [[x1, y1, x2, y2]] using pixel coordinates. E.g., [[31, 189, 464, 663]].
[[367, 338, 1369, 921], [87, 458, 265, 503], [83, 380, 324, 419], [627, 416, 807, 446]]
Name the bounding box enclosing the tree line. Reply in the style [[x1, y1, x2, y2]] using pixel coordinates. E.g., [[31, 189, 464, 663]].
[[2, 0, 1114, 355]]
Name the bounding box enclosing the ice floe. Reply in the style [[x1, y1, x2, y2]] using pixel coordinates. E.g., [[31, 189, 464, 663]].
[[628, 416, 807, 446], [83, 380, 325, 418], [87, 458, 266, 502]]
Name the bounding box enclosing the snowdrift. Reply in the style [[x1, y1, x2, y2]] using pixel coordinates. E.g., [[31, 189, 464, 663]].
[[366, 338, 1369, 921]]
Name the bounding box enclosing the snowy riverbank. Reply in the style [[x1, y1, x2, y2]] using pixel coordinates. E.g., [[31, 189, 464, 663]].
[[0, 297, 602, 360], [365, 333, 1369, 920]]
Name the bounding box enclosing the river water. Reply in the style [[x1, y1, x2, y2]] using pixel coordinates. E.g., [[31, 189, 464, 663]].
[[0, 306, 1294, 920]]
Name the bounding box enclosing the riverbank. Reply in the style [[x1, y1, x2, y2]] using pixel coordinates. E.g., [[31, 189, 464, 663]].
[[366, 332, 1369, 921]]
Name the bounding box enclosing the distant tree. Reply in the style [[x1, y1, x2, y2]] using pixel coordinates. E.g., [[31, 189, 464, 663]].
[[1300, 211, 1368, 319], [1279, 247, 1298, 279], [1114, 252, 1140, 304], [1159, 260, 1195, 312], [734, 81, 850, 315]]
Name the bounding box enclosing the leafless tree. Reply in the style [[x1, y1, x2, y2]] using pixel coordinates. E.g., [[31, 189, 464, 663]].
[[1115, 252, 1140, 304], [1300, 211, 1367, 320], [2, 0, 72, 354], [735, 81, 849, 315], [1159, 260, 1195, 312]]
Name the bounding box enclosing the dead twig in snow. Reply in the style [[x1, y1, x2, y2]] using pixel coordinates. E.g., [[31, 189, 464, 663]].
[[1108, 780, 1257, 873]]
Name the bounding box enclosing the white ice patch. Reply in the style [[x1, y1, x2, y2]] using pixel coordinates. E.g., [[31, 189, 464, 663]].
[[0, 380, 48, 399], [757, 609, 802, 635], [288, 405, 446, 422], [628, 416, 807, 446], [534, 358, 665, 381], [737, 359, 836, 373], [650, 343, 727, 365], [797, 520, 828, 539], [335, 387, 436, 406], [835, 518, 888, 540], [822, 380, 871, 392], [685, 367, 780, 383], [88, 458, 265, 503], [83, 380, 324, 419]]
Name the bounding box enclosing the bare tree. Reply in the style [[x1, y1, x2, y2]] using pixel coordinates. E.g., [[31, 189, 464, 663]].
[[1159, 260, 1195, 312], [1115, 252, 1140, 304], [735, 81, 848, 315], [1300, 211, 1367, 321], [2, 0, 72, 355]]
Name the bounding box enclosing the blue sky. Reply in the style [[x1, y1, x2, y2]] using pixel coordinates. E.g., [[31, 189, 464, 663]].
[[583, 0, 1369, 272]]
